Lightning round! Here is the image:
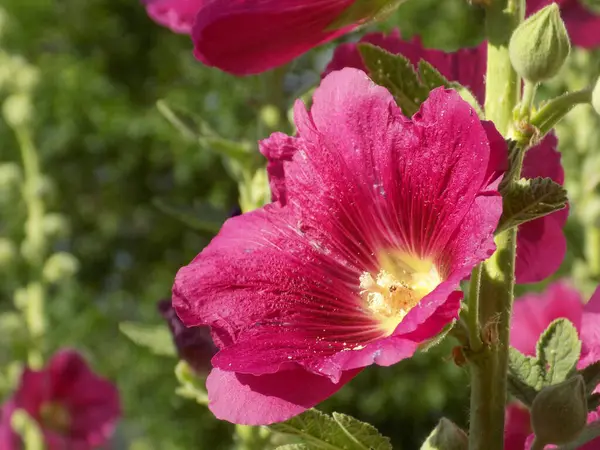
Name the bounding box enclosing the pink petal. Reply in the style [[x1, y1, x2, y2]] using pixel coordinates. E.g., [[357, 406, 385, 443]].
[[516, 133, 567, 284], [192, 0, 356, 75], [511, 281, 583, 356], [259, 132, 298, 204], [580, 286, 600, 368], [143, 0, 201, 34], [504, 403, 531, 450], [206, 367, 360, 425], [323, 30, 487, 105]]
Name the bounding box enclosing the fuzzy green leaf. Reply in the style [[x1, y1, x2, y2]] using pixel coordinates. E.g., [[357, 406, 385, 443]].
[[580, 360, 600, 395], [119, 321, 176, 357], [497, 177, 568, 233], [359, 43, 428, 117], [270, 409, 392, 450], [507, 347, 544, 404], [276, 445, 310, 450], [174, 361, 208, 405], [536, 318, 582, 385]]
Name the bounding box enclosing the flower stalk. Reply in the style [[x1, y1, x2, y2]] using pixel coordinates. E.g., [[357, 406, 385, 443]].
[[468, 0, 525, 449]]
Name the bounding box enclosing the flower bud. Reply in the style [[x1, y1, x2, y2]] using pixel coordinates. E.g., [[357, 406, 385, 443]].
[[42, 252, 80, 284], [509, 3, 571, 83], [421, 418, 468, 450], [530, 375, 587, 445], [592, 76, 600, 116], [2, 93, 33, 127]]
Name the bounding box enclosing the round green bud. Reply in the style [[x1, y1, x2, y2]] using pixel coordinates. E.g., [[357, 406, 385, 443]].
[[2, 93, 32, 127], [592, 77, 600, 116], [509, 3, 571, 83], [42, 252, 80, 284], [531, 375, 588, 445]]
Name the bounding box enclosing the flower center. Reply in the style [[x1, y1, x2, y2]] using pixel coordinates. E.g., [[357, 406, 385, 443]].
[[39, 402, 71, 434], [360, 252, 441, 335]]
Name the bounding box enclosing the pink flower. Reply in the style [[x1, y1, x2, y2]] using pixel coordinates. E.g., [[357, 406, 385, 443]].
[[191, 0, 375, 75], [173, 68, 505, 424], [528, 0, 600, 48], [143, 0, 202, 34], [324, 31, 567, 283], [505, 281, 600, 449], [323, 30, 487, 105], [0, 350, 121, 450]]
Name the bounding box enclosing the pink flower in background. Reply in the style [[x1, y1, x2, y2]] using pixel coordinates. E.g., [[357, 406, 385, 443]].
[[158, 299, 218, 374], [173, 68, 505, 425], [528, 0, 600, 48], [324, 31, 568, 283], [143, 0, 203, 34], [323, 30, 487, 105], [190, 0, 377, 75], [0, 350, 121, 450], [504, 281, 600, 449]]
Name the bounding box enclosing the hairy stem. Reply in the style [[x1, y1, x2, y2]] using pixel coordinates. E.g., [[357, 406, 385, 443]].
[[468, 1, 524, 449]]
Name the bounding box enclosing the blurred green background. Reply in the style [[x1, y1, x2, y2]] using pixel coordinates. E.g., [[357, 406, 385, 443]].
[[0, 0, 599, 448]]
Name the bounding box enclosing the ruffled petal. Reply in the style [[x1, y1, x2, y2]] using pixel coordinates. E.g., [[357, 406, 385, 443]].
[[511, 281, 583, 356], [143, 0, 201, 34], [516, 133, 567, 283], [206, 367, 360, 425], [192, 0, 355, 75]]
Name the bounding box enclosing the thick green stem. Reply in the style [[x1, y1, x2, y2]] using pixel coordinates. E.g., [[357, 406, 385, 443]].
[[518, 81, 538, 120], [585, 226, 600, 277], [468, 1, 524, 449], [14, 125, 46, 369], [467, 265, 483, 353], [530, 88, 592, 136]]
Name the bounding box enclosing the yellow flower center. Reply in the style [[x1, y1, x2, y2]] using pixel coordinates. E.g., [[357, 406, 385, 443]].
[[360, 252, 441, 335], [39, 402, 71, 434]]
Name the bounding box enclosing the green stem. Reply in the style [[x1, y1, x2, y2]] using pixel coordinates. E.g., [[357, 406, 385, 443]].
[[468, 1, 524, 449], [14, 124, 46, 369], [530, 88, 592, 136], [467, 265, 483, 353], [585, 226, 600, 277], [518, 81, 538, 119]]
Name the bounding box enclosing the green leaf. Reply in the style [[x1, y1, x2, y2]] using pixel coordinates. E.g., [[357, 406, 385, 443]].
[[174, 361, 208, 405], [325, 0, 405, 31], [418, 320, 455, 352], [153, 198, 230, 234], [536, 318, 582, 385], [420, 418, 468, 450], [418, 60, 451, 91], [276, 446, 310, 450], [270, 409, 392, 450], [119, 321, 176, 357], [507, 373, 539, 406], [497, 177, 568, 233], [507, 347, 544, 404], [359, 43, 428, 117], [579, 360, 600, 394], [332, 413, 392, 450]]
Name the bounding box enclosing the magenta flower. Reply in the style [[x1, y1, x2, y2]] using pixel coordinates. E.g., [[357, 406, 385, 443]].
[[173, 68, 505, 424], [158, 299, 218, 374], [323, 30, 487, 105], [0, 350, 121, 450], [190, 0, 379, 75], [505, 281, 600, 449], [325, 31, 568, 283], [528, 0, 600, 48], [143, 0, 202, 34]]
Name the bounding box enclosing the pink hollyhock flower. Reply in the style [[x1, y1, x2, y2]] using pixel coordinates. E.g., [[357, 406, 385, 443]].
[[504, 281, 600, 449], [528, 0, 600, 49], [173, 68, 506, 424], [0, 350, 121, 450], [325, 30, 567, 283], [190, 0, 387, 75], [158, 299, 218, 374], [143, 0, 201, 34], [323, 30, 487, 105]]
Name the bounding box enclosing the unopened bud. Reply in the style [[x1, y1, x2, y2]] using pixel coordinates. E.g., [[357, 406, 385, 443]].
[[420, 418, 468, 450], [592, 77, 600, 116], [531, 375, 587, 445], [509, 3, 571, 83], [2, 94, 32, 127], [42, 252, 80, 284]]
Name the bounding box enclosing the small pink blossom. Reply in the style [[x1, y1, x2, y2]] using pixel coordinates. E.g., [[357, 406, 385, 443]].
[[505, 281, 600, 449], [323, 30, 487, 105], [173, 68, 505, 424], [143, 0, 202, 34], [325, 31, 567, 283], [528, 0, 600, 48], [0, 350, 121, 450]]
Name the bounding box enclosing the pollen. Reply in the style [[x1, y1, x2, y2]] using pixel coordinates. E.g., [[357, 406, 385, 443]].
[[360, 252, 441, 335]]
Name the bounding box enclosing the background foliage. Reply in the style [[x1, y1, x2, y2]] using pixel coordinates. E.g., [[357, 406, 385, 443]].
[[0, 0, 598, 448]]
